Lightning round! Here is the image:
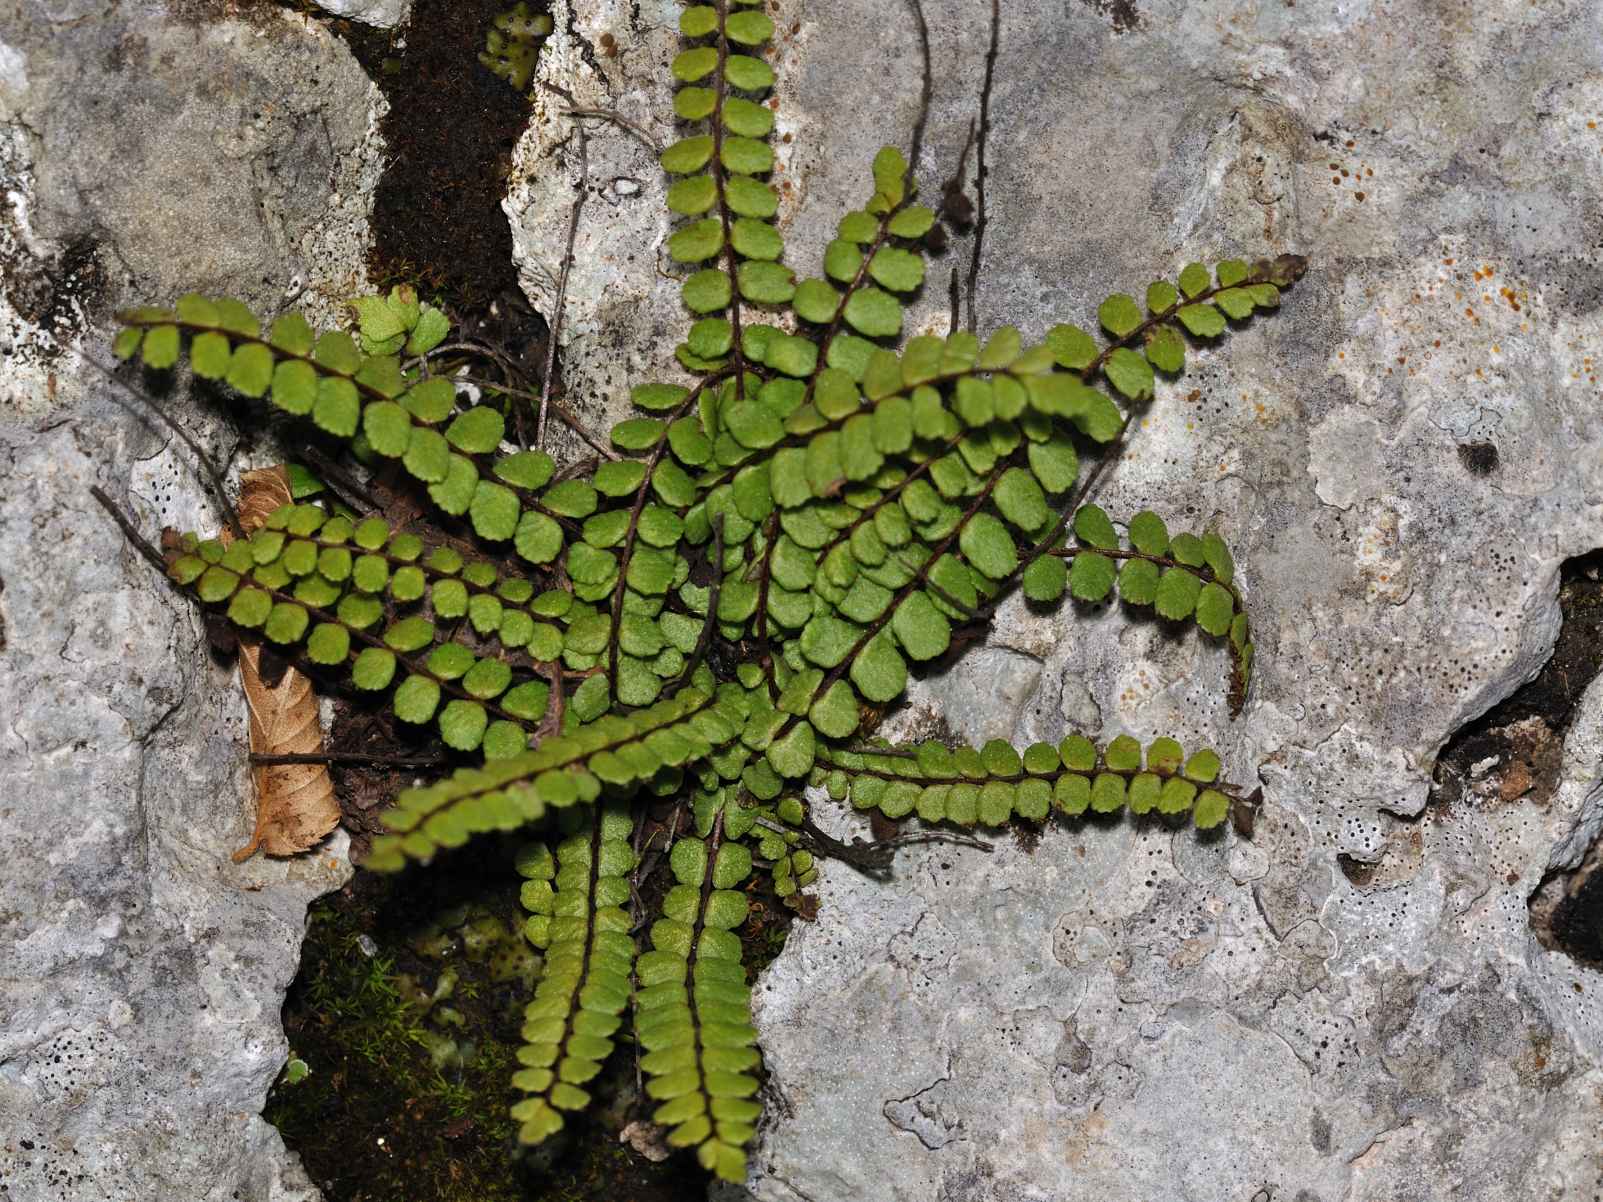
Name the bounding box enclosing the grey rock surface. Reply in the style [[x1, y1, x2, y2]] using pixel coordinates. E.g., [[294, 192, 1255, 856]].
[[2, 1, 385, 419], [1, 2, 378, 1197], [507, 0, 690, 460], [516, 1, 1603, 1200], [312, 0, 410, 29], [0, 413, 348, 1201]]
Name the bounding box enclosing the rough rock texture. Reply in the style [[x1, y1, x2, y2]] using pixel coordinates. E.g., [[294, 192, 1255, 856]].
[[506, 1, 683, 459], [1, 1, 385, 420], [516, 1, 1603, 1200], [312, 0, 410, 29], [0, 3, 378, 1197]]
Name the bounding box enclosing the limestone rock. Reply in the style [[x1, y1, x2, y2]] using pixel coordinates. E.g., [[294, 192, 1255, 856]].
[[312, 0, 411, 30], [1, 3, 384, 419], [0, 3, 378, 1196]]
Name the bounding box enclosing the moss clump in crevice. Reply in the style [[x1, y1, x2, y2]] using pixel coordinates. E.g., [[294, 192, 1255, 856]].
[[267, 841, 705, 1201], [266, 862, 529, 1201]]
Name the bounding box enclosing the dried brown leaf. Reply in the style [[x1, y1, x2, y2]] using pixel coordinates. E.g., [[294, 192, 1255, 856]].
[[226, 466, 339, 861]]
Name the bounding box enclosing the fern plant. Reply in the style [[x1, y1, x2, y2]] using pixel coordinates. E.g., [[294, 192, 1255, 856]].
[[108, 0, 1302, 1184]]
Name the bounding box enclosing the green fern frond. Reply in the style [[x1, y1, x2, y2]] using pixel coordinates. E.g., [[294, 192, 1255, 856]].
[[664, 0, 781, 376], [366, 682, 735, 869], [636, 824, 761, 1182], [816, 734, 1237, 829], [511, 803, 637, 1143]]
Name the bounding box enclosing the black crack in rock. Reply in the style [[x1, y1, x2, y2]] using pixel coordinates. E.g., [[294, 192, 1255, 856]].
[[1430, 550, 1603, 817], [326, 0, 548, 314]]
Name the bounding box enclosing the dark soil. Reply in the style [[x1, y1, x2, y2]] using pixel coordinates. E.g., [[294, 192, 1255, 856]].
[[1546, 848, 1603, 966], [329, 0, 539, 311]]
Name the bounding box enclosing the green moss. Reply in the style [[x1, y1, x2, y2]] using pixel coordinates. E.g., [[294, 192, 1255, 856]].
[[266, 844, 705, 1201]]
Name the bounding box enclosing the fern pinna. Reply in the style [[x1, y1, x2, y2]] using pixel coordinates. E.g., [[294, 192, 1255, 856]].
[[109, 0, 1302, 1184]]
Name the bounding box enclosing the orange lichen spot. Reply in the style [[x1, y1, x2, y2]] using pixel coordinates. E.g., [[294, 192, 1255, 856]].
[[1434, 340, 1442, 348], [1332, 175, 1341, 185], [1337, 351, 1345, 360], [1366, 167, 1374, 177], [1397, 355, 1407, 365], [1355, 191, 1367, 202], [1186, 389, 1201, 401], [1444, 257, 1456, 265], [1345, 139, 1356, 148], [1590, 120, 1598, 130], [1341, 168, 1350, 177], [1491, 344, 1500, 354]]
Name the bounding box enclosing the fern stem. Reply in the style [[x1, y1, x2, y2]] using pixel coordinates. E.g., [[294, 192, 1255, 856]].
[[970, 417, 1130, 626], [819, 759, 1251, 802], [610, 376, 729, 695], [748, 512, 780, 699], [89, 486, 168, 573], [538, 120, 589, 448], [802, 207, 905, 409], [903, 0, 935, 179], [228, 523, 565, 678], [773, 442, 1016, 747], [85, 354, 242, 539], [698, 362, 994, 498], [562, 107, 661, 155], [964, 0, 1000, 333], [811, 427, 966, 562], [248, 580, 542, 729], [293, 446, 383, 515], [1045, 542, 1245, 608], [680, 808, 724, 1120], [672, 515, 725, 691], [552, 804, 608, 1078], [250, 751, 444, 768], [709, 0, 748, 398]]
